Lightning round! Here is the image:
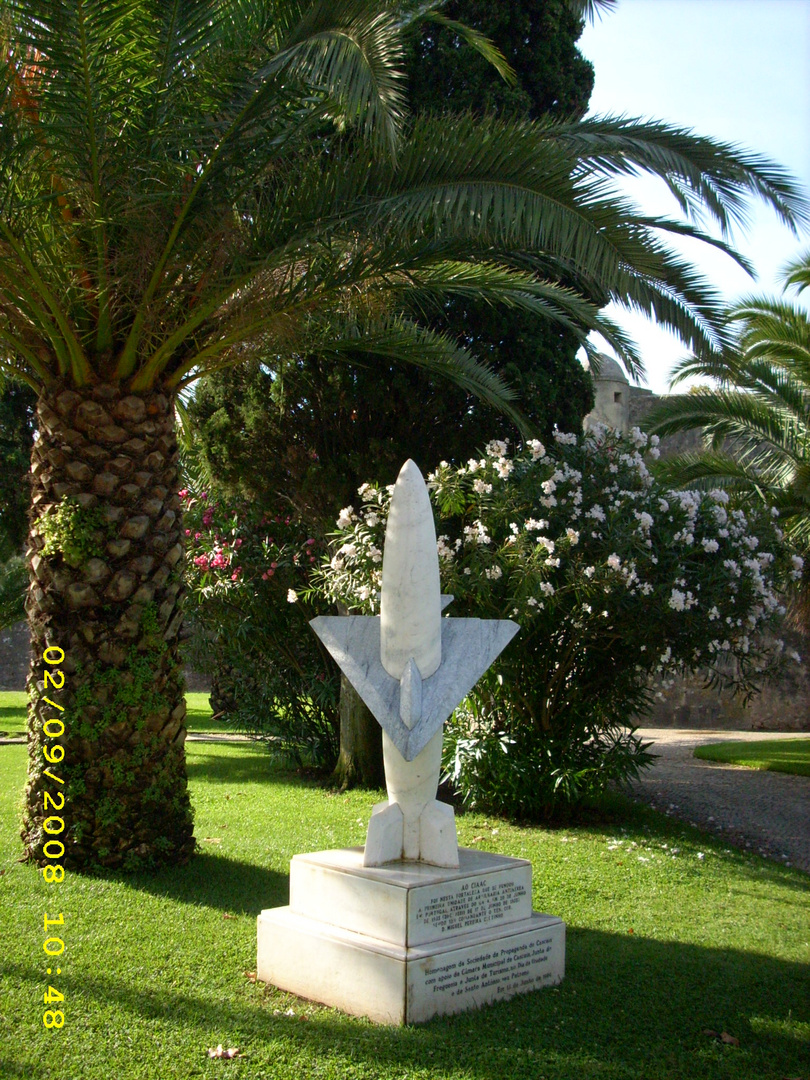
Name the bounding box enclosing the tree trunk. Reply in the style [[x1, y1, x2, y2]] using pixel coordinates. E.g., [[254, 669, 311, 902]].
[[21, 381, 195, 872], [331, 672, 384, 790]]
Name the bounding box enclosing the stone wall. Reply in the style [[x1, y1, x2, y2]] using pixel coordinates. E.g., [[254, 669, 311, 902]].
[[641, 626, 810, 731], [0, 621, 30, 691], [0, 620, 210, 694]]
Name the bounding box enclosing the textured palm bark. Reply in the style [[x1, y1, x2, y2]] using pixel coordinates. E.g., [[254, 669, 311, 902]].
[[21, 381, 195, 871]]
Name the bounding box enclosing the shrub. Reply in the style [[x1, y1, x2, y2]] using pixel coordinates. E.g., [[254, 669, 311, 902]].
[[182, 488, 339, 769], [316, 426, 801, 819]]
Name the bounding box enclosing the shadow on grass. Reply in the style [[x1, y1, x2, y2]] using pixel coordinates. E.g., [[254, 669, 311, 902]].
[[90, 852, 289, 913], [3, 929, 808, 1079], [185, 743, 322, 788]]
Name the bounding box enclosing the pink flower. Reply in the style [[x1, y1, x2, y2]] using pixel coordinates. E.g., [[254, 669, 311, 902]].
[[178, 489, 189, 499], [234, 538, 243, 548], [231, 567, 242, 581], [270, 562, 278, 569], [193, 554, 210, 570], [211, 552, 229, 569], [185, 529, 191, 536], [195, 532, 202, 540], [305, 538, 315, 546], [262, 569, 274, 580]]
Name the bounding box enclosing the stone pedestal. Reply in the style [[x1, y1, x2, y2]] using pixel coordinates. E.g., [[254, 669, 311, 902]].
[[257, 847, 565, 1024]]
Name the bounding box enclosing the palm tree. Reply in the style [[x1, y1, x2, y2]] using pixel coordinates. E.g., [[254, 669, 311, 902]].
[[647, 251, 810, 550], [1, 1, 806, 870]]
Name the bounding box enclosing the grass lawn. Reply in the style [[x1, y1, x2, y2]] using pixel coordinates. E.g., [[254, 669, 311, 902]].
[[694, 738, 810, 777], [1, 742, 808, 1080], [0, 690, 232, 738], [0, 690, 26, 737]]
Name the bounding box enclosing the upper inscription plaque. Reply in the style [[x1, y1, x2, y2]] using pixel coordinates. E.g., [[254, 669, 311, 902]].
[[408, 865, 531, 945]]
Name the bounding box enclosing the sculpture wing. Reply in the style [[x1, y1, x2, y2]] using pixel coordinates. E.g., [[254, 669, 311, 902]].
[[310, 615, 519, 761]]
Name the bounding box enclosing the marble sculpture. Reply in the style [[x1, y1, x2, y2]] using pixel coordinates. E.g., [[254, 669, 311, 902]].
[[311, 459, 518, 868]]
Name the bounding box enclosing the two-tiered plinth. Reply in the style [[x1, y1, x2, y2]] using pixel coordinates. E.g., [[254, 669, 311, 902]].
[[257, 847, 565, 1024]]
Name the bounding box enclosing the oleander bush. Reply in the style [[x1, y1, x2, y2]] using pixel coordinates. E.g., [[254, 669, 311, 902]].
[[317, 426, 802, 819], [182, 488, 340, 768]]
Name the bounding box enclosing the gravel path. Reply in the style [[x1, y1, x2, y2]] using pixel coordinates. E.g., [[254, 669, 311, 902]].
[[629, 729, 810, 874]]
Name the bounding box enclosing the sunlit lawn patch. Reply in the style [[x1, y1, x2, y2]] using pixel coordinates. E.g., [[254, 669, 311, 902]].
[[694, 738, 810, 777], [1, 741, 807, 1080]]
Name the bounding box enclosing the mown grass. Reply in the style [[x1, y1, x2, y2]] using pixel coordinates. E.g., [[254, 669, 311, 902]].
[[0, 690, 26, 737], [1, 740, 808, 1080], [0, 690, 230, 738], [694, 738, 810, 777]]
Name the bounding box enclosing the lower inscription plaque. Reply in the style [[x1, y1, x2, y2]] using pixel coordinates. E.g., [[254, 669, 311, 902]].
[[407, 917, 565, 1023]]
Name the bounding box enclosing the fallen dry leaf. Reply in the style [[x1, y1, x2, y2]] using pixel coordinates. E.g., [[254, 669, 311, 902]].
[[471, 836, 484, 843], [627, 928, 634, 934], [244, 971, 257, 983], [223, 913, 236, 920], [703, 1030, 739, 1046], [207, 1044, 242, 1059], [203, 837, 222, 844]]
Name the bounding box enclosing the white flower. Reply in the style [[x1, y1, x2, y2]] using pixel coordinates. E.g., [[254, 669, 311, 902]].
[[485, 438, 509, 459], [527, 439, 546, 460], [337, 506, 356, 528], [495, 459, 514, 479], [607, 553, 622, 571], [635, 511, 654, 533], [552, 429, 577, 445], [525, 517, 549, 532], [701, 539, 719, 553], [369, 545, 382, 564], [484, 565, 503, 580], [463, 520, 491, 545], [791, 554, 805, 571], [536, 536, 556, 555], [473, 478, 493, 495], [669, 589, 686, 612], [583, 566, 595, 578], [365, 512, 379, 527], [565, 528, 579, 545], [436, 536, 454, 561], [708, 606, 719, 621], [539, 581, 555, 596], [287, 589, 298, 603], [630, 426, 648, 448]]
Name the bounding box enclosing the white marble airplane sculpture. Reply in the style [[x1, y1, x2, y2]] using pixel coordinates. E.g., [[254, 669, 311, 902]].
[[311, 460, 518, 868]]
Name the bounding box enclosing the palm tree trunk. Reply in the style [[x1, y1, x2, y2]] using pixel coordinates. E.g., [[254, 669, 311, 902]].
[[21, 381, 195, 871]]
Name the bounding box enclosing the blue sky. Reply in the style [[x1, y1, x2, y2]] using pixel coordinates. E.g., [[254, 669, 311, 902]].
[[578, 0, 810, 393]]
